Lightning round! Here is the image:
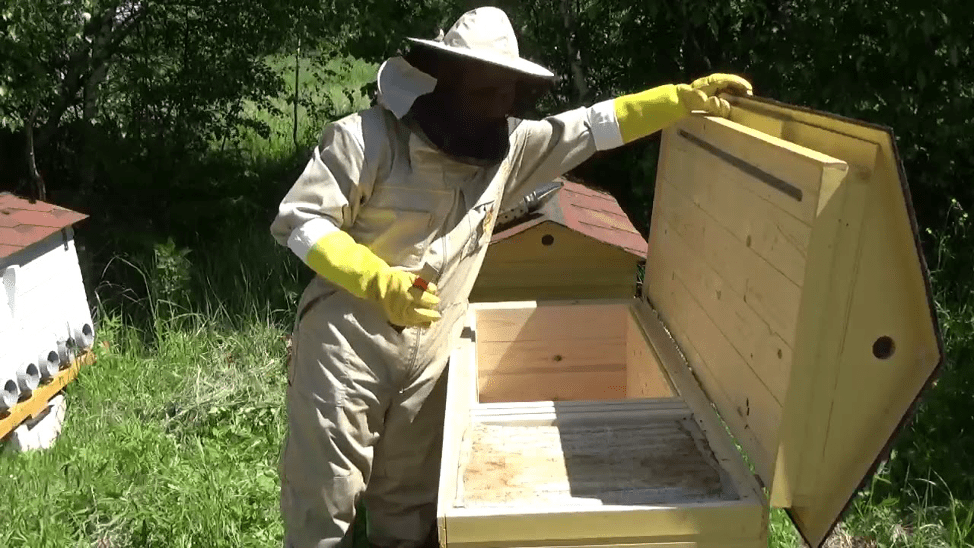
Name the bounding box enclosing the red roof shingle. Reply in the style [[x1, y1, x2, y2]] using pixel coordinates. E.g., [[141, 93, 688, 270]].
[[0, 193, 88, 260], [492, 178, 647, 257]]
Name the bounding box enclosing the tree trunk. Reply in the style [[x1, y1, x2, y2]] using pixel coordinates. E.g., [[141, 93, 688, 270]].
[[26, 102, 46, 203], [560, 0, 588, 104], [293, 40, 301, 149]]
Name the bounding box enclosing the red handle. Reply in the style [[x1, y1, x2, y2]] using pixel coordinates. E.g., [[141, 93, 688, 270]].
[[412, 277, 430, 291]]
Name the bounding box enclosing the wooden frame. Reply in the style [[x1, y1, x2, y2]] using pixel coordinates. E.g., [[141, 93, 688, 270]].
[[437, 299, 768, 548]]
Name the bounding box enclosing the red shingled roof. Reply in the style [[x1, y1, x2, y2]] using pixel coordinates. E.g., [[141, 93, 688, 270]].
[[491, 178, 647, 257], [0, 193, 88, 260]]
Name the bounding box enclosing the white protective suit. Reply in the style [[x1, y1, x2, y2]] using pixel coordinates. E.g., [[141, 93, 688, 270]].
[[269, 9, 628, 548], [270, 100, 623, 547]]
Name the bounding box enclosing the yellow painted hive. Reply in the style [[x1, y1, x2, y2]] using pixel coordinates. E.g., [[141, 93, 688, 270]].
[[436, 95, 944, 548]]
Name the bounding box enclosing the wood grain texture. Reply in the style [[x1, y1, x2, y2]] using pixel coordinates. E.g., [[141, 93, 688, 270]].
[[652, 175, 802, 342], [458, 419, 739, 508], [477, 337, 626, 376], [676, 116, 846, 222], [478, 369, 627, 403], [650, 213, 792, 405], [439, 299, 771, 547], [472, 301, 627, 344], [471, 222, 639, 302], [662, 138, 812, 286], [645, 118, 849, 491], [722, 96, 942, 547], [626, 311, 677, 398]]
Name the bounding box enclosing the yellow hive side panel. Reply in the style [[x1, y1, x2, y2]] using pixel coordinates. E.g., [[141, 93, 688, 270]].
[[769, 145, 870, 511], [778, 144, 942, 545], [724, 95, 943, 546], [443, 502, 767, 547], [438, 313, 479, 544], [645, 115, 849, 492], [447, 535, 767, 547]]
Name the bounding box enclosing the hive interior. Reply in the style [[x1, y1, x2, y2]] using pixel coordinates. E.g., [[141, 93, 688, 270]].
[[456, 302, 742, 508]]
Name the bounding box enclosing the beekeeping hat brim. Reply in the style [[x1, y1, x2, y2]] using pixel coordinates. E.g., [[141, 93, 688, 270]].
[[376, 7, 555, 118]]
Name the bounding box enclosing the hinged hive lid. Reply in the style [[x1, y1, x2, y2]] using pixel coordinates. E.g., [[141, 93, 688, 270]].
[[641, 96, 944, 547]]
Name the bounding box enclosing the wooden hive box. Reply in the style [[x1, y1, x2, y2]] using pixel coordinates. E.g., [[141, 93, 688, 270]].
[[470, 179, 647, 302], [436, 96, 944, 547], [0, 193, 96, 427]]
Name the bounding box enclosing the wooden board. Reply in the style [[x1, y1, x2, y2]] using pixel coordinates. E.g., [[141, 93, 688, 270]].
[[439, 311, 479, 538], [471, 222, 639, 302], [478, 368, 627, 403], [446, 535, 768, 547], [626, 312, 677, 398], [442, 501, 766, 547], [650, 187, 794, 404], [663, 136, 813, 287], [718, 96, 943, 546], [473, 301, 630, 402], [477, 337, 626, 376], [645, 116, 848, 490], [0, 350, 94, 440], [472, 300, 627, 343]]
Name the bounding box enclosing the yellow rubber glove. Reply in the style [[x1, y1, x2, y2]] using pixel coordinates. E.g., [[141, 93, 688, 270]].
[[306, 231, 442, 327], [614, 73, 753, 144]]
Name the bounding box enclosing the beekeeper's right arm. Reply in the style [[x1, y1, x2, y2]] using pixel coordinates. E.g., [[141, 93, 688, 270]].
[[270, 117, 440, 328]]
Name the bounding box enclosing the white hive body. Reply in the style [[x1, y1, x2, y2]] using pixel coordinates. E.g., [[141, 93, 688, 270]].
[[1, 210, 94, 412]]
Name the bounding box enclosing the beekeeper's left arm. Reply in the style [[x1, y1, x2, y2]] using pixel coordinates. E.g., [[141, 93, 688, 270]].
[[270, 115, 441, 328], [505, 73, 752, 208]]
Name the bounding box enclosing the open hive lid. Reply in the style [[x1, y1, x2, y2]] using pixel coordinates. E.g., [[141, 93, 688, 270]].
[[641, 95, 944, 547]]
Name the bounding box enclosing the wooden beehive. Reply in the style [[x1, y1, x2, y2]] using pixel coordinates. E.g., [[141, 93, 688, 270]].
[[469, 179, 647, 302], [436, 96, 944, 547], [0, 193, 96, 434]]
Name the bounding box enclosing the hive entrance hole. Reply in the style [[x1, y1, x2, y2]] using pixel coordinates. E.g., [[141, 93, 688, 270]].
[[872, 336, 895, 360]]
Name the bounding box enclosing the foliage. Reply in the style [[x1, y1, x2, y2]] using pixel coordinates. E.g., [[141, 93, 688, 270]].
[[1, 0, 973, 547], [0, 0, 340, 201]]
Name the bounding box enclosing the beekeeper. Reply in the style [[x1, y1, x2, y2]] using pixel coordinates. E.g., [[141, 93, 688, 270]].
[[270, 6, 752, 547]]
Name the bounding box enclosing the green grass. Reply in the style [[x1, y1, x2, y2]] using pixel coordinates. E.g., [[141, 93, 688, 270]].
[[0, 307, 290, 546], [2, 50, 973, 548]]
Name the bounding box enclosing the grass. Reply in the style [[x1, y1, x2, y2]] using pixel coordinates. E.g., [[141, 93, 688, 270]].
[[2, 49, 973, 548], [0, 312, 289, 547]]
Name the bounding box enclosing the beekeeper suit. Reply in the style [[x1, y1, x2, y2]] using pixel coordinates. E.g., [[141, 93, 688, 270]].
[[270, 6, 752, 547]]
